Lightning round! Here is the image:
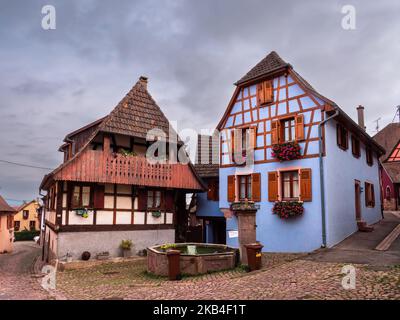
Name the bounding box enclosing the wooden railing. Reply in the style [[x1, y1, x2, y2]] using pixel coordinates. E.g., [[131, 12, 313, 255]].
[[55, 150, 201, 190]]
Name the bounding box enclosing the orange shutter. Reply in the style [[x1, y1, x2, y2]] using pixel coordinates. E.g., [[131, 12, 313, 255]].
[[252, 173, 261, 202], [300, 168, 312, 202], [264, 80, 274, 103], [227, 175, 236, 202], [268, 172, 279, 201], [257, 83, 265, 105], [250, 126, 257, 150], [295, 114, 305, 141], [271, 120, 280, 145]]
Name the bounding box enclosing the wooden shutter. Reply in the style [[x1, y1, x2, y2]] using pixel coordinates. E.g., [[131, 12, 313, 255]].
[[138, 189, 148, 211], [227, 175, 236, 202], [295, 114, 305, 141], [165, 190, 175, 211], [93, 185, 105, 209], [300, 168, 312, 202], [268, 171, 279, 201], [371, 184, 375, 207], [257, 83, 265, 105], [271, 120, 280, 145], [230, 130, 235, 161], [252, 173, 261, 202], [264, 80, 273, 103]]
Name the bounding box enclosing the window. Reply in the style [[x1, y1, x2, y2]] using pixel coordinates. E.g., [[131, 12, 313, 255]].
[[385, 186, 391, 200], [337, 123, 348, 150], [147, 190, 162, 209], [14, 221, 20, 231], [71, 185, 91, 209], [238, 175, 252, 201], [257, 80, 274, 105], [351, 136, 360, 158], [207, 179, 219, 201], [7, 215, 13, 230], [29, 221, 36, 230], [281, 171, 300, 200], [231, 127, 256, 164], [366, 148, 373, 166], [22, 210, 29, 220], [365, 182, 375, 208], [282, 118, 295, 142]]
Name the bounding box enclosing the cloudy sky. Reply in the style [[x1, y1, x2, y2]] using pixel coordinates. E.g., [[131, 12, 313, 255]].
[[0, 0, 399, 204]]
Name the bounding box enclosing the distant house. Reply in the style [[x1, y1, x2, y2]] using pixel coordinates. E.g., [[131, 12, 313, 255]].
[[0, 195, 16, 253], [13, 200, 40, 232], [374, 123, 400, 211], [193, 134, 225, 244], [212, 51, 384, 252], [39, 76, 204, 262]]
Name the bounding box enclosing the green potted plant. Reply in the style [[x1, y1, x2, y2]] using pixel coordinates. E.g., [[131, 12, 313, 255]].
[[120, 240, 133, 258]]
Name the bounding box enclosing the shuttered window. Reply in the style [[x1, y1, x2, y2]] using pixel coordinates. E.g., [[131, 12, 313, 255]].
[[257, 80, 274, 105], [351, 135, 361, 158], [239, 175, 252, 200], [227, 174, 261, 202], [281, 171, 299, 200], [227, 175, 236, 202], [231, 127, 257, 164], [271, 115, 305, 145], [337, 123, 348, 150], [299, 169, 312, 201], [268, 172, 279, 201], [366, 148, 373, 166], [365, 182, 375, 208], [268, 169, 312, 202]]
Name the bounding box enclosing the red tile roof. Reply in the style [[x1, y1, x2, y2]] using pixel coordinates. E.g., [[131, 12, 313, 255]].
[[0, 195, 16, 213]]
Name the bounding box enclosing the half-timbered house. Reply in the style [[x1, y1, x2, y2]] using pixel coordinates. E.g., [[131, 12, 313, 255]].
[[40, 76, 204, 261], [216, 51, 385, 252]]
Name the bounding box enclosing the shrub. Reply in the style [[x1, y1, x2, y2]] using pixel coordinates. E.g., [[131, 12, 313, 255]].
[[120, 240, 133, 250], [14, 230, 40, 241]]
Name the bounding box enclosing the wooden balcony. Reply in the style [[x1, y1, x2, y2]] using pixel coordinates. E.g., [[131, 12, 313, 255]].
[[53, 149, 202, 190]]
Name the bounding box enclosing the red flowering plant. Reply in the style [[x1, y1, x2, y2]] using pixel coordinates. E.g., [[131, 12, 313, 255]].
[[272, 201, 304, 219], [271, 142, 301, 161]]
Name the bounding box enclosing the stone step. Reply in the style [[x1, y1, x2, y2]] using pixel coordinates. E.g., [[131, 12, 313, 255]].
[[357, 220, 374, 232], [375, 224, 400, 251]]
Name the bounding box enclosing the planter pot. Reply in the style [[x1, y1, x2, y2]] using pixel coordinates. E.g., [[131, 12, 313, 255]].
[[122, 249, 132, 258]]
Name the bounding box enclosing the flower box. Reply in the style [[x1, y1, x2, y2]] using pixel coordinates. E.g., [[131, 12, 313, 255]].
[[272, 201, 304, 219], [271, 142, 301, 161]]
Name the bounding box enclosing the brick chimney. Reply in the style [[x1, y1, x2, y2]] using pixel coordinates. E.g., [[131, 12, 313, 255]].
[[139, 76, 148, 89], [357, 105, 366, 130]]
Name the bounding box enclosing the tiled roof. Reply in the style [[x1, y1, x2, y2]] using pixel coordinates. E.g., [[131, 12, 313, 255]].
[[99, 77, 177, 140], [373, 123, 400, 162], [0, 195, 16, 213], [194, 134, 219, 178], [235, 51, 290, 85], [384, 162, 400, 183]]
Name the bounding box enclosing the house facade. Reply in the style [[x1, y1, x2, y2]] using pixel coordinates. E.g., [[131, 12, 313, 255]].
[[0, 195, 16, 253], [215, 51, 384, 252], [13, 200, 40, 232], [39, 76, 204, 261], [374, 123, 400, 211]]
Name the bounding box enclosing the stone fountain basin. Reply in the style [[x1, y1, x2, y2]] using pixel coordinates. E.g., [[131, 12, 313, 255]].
[[147, 243, 239, 276]]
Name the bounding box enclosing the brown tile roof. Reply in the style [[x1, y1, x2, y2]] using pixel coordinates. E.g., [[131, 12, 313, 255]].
[[194, 134, 219, 178], [384, 162, 400, 183], [0, 195, 16, 214], [235, 51, 290, 85], [98, 77, 178, 141], [373, 123, 400, 162]]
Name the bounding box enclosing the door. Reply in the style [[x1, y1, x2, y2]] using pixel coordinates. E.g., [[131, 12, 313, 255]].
[[355, 180, 361, 221]]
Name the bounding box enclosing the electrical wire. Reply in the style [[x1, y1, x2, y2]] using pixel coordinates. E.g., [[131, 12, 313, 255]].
[[0, 159, 53, 171]]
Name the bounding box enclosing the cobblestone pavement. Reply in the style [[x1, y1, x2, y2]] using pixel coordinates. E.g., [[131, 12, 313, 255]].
[[0, 242, 52, 300], [56, 253, 400, 300]]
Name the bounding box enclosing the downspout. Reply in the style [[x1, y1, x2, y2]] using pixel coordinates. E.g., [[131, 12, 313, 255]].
[[318, 109, 339, 248]]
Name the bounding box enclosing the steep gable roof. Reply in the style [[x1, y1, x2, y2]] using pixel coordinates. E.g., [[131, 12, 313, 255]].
[[235, 51, 290, 85], [0, 195, 16, 213], [373, 123, 400, 162]]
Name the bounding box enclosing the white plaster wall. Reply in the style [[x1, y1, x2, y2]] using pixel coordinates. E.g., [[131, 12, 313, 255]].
[[57, 229, 175, 260], [324, 120, 382, 247], [68, 210, 94, 225], [147, 212, 165, 224], [96, 211, 114, 225], [134, 212, 145, 224], [116, 196, 132, 209], [62, 210, 66, 225], [116, 211, 131, 224], [166, 213, 173, 224], [104, 196, 114, 209], [62, 194, 67, 207]]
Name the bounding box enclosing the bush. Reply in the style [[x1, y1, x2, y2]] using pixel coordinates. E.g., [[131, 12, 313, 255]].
[[120, 239, 133, 250], [14, 230, 40, 241]]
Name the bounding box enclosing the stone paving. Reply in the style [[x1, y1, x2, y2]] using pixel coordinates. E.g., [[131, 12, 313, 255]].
[[0, 242, 52, 300]]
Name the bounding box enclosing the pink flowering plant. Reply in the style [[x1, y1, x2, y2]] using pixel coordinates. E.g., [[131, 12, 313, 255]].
[[271, 142, 301, 161], [272, 201, 304, 219]]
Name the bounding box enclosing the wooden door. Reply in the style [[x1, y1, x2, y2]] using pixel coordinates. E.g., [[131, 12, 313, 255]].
[[355, 180, 361, 221]]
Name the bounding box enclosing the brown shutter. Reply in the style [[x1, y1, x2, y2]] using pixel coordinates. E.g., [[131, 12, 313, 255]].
[[295, 114, 305, 141], [93, 185, 105, 209], [230, 130, 235, 161], [268, 171, 279, 201], [257, 83, 265, 105], [252, 173, 261, 202], [165, 190, 175, 211], [264, 80, 273, 103], [271, 120, 279, 145], [300, 168, 312, 202], [138, 189, 148, 211], [336, 124, 342, 147], [371, 184, 375, 207], [227, 175, 236, 202], [250, 126, 257, 150]]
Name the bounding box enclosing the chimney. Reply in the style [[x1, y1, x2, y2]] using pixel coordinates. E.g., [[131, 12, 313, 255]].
[[357, 105, 366, 130], [139, 76, 148, 89]]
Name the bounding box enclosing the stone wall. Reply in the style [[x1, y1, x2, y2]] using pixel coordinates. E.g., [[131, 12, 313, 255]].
[[57, 229, 174, 260]]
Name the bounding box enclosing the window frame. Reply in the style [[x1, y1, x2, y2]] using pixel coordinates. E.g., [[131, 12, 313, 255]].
[[29, 220, 36, 230], [337, 123, 349, 150], [281, 117, 296, 143], [351, 135, 361, 158], [365, 182, 375, 208], [281, 170, 300, 201], [14, 220, 20, 231], [147, 190, 163, 210], [238, 175, 252, 201], [70, 184, 93, 209], [22, 210, 29, 220]]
